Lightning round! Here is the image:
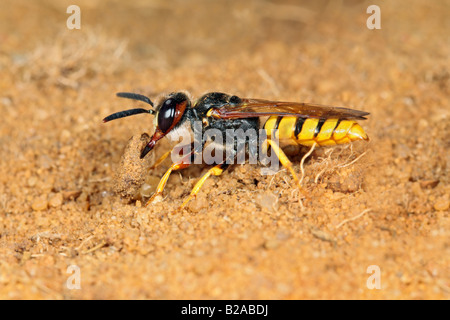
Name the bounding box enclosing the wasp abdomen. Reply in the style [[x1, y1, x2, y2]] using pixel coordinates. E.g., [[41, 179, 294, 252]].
[[264, 116, 368, 147]]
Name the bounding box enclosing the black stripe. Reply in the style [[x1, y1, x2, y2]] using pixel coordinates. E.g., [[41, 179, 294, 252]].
[[333, 119, 341, 133], [274, 116, 283, 130], [294, 117, 305, 138], [314, 119, 326, 138]]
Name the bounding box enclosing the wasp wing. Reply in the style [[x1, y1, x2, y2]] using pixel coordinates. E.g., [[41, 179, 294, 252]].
[[210, 98, 369, 120]]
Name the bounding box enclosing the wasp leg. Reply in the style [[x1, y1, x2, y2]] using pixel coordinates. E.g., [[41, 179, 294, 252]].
[[145, 144, 200, 206], [145, 162, 190, 205], [178, 162, 230, 211], [265, 139, 309, 199], [149, 150, 171, 170], [149, 143, 194, 170], [265, 139, 299, 184]]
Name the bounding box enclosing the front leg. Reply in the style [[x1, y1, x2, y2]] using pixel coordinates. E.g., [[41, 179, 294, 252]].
[[148, 142, 194, 171], [145, 143, 201, 206]]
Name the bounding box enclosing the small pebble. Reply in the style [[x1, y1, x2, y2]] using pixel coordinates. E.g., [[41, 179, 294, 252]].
[[32, 196, 48, 211], [256, 192, 278, 211], [27, 176, 38, 188], [433, 197, 449, 211], [48, 193, 63, 207], [411, 182, 422, 197], [60, 129, 71, 142], [140, 175, 161, 198], [140, 183, 154, 198], [264, 239, 280, 250]]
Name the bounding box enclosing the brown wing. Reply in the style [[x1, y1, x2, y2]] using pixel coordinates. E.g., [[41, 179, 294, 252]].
[[209, 98, 369, 120]]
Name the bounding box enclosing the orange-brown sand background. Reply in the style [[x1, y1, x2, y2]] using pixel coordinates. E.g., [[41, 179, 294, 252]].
[[0, 0, 448, 299]]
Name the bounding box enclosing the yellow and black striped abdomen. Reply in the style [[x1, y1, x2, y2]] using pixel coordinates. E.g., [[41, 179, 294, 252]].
[[264, 116, 368, 147]]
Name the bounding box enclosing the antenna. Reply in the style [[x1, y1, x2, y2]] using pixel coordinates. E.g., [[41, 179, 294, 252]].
[[103, 92, 155, 123], [103, 108, 154, 122], [116, 92, 154, 107]]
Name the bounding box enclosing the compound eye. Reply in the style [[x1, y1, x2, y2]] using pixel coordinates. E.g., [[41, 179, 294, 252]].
[[158, 98, 177, 133]]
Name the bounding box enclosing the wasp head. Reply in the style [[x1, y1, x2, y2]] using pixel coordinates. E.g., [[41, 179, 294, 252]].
[[103, 92, 190, 159]]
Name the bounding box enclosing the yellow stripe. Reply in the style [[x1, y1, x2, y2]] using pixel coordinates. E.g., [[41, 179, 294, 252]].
[[264, 116, 278, 138], [315, 119, 338, 142], [348, 123, 368, 141], [333, 120, 354, 141], [278, 116, 297, 140], [297, 118, 319, 141]]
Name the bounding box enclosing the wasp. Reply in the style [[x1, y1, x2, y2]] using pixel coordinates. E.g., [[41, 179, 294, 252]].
[[104, 92, 369, 209]]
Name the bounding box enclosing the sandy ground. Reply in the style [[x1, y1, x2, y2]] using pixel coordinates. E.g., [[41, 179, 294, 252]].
[[0, 0, 448, 299]]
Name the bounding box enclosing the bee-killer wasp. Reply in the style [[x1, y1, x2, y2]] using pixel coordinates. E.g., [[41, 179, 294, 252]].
[[103, 92, 369, 209]]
